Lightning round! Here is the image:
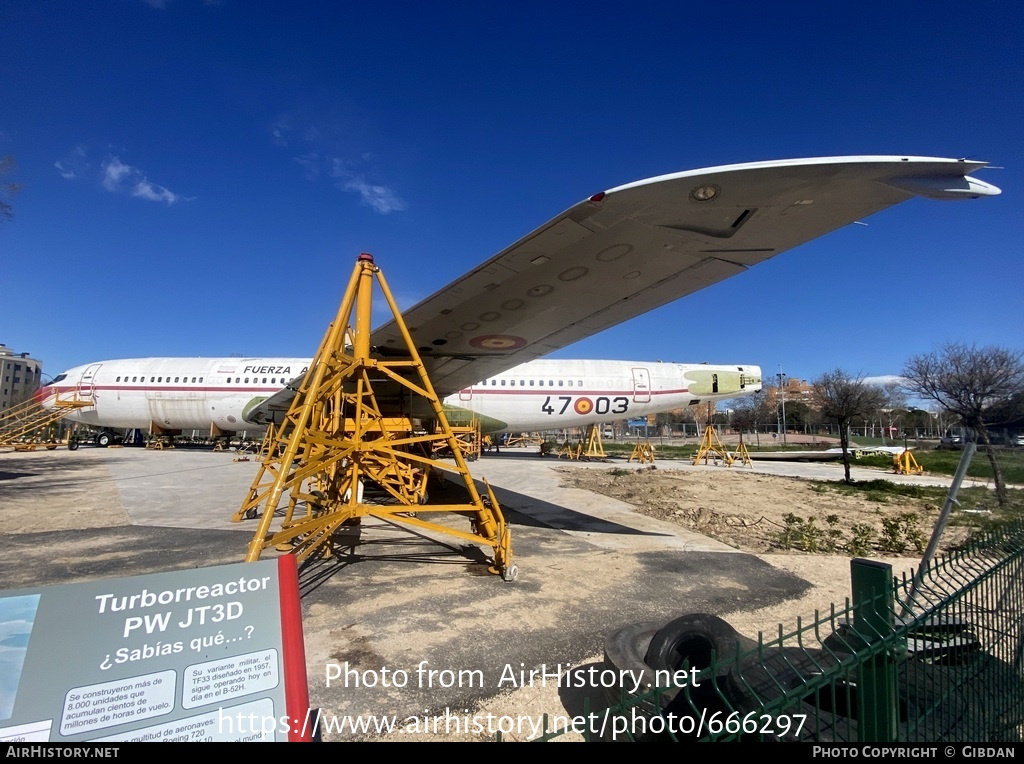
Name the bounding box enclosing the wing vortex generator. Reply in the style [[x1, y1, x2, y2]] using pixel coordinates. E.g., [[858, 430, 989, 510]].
[[232, 253, 516, 580]]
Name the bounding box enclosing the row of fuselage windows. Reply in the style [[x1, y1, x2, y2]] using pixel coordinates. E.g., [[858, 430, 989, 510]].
[[485, 378, 584, 388], [114, 376, 285, 385]]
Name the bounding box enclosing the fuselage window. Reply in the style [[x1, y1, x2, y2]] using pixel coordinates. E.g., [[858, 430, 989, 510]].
[[192, 377, 197, 383], [116, 376, 121, 382], [568, 380, 573, 387], [132, 376, 137, 382], [558, 380, 563, 387], [158, 377, 162, 383], [519, 380, 525, 386], [500, 379, 506, 386], [199, 377, 203, 383], [263, 378, 267, 384], [244, 378, 249, 384], [175, 377, 180, 383]]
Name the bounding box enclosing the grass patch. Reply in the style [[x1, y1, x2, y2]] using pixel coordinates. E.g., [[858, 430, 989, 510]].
[[811, 478, 930, 500]]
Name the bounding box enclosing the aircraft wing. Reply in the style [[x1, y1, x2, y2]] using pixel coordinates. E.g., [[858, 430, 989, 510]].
[[368, 156, 999, 396]]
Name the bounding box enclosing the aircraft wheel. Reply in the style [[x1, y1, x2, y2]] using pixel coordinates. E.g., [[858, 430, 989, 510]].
[[96, 432, 112, 448]]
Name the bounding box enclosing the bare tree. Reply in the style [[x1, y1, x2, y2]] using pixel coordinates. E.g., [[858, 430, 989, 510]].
[[902, 342, 1024, 505], [730, 392, 775, 447], [812, 369, 887, 483], [0, 156, 19, 224]]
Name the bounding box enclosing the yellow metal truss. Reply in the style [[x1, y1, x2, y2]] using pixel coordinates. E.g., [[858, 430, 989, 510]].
[[232, 254, 515, 579]]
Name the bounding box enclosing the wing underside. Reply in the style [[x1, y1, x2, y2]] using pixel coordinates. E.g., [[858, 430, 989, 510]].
[[368, 156, 998, 396]]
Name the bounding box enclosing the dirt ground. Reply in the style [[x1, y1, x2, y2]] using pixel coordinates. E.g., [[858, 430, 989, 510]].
[[554, 464, 971, 557]]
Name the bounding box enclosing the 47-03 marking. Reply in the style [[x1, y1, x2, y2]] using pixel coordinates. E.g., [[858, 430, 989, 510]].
[[540, 396, 630, 416]]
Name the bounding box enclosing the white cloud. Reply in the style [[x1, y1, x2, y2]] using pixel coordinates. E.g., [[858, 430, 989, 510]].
[[270, 118, 291, 147], [329, 160, 406, 214], [293, 152, 320, 181], [101, 157, 132, 191], [339, 175, 407, 214], [54, 146, 89, 180], [864, 375, 906, 387], [273, 115, 406, 214], [100, 156, 184, 205]]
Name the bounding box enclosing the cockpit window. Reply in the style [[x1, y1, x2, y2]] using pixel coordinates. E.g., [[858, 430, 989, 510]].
[[50, 374, 67, 384]]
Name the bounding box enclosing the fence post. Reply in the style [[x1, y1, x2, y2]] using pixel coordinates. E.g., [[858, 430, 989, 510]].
[[851, 558, 898, 742]]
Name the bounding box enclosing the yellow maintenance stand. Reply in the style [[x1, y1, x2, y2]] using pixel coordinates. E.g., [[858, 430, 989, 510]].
[[893, 448, 924, 476], [0, 391, 93, 448], [232, 253, 515, 580], [692, 425, 734, 467], [629, 440, 656, 464], [583, 424, 607, 459]]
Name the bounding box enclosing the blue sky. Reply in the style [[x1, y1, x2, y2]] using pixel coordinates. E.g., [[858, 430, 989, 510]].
[[2, 1, 1021, 387]]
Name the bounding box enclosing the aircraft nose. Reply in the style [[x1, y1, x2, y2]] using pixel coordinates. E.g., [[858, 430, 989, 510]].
[[33, 385, 51, 406]]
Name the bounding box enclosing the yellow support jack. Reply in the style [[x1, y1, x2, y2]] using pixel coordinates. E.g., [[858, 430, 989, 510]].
[[557, 438, 583, 460], [628, 440, 656, 464], [583, 424, 607, 460], [733, 438, 752, 467], [893, 448, 923, 475], [232, 253, 516, 580], [692, 425, 734, 466]]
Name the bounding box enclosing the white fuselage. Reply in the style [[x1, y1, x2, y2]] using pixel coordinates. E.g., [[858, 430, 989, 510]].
[[41, 357, 762, 435]]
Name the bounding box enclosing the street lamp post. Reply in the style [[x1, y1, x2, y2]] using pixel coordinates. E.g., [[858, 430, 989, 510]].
[[777, 367, 787, 446]]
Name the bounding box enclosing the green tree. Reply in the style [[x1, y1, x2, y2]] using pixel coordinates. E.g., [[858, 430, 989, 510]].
[[902, 342, 1024, 506], [813, 369, 886, 483]]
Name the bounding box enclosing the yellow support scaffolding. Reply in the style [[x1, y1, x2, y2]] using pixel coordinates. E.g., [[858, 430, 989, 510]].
[[692, 425, 734, 466], [232, 253, 515, 580], [433, 418, 481, 462], [628, 440, 656, 464]]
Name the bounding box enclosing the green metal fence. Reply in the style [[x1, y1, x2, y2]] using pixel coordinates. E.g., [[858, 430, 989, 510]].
[[540, 522, 1024, 742]]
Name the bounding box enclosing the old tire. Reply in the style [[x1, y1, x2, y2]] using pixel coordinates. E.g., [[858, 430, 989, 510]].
[[643, 613, 757, 726]]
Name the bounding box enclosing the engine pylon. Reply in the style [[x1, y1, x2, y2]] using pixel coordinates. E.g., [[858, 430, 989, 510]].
[[233, 253, 515, 580]]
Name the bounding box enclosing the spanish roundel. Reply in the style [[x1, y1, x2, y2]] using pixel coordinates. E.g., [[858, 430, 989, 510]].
[[573, 397, 593, 415]]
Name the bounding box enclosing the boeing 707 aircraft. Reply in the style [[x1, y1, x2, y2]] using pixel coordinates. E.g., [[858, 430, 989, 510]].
[[41, 357, 760, 442], [37, 155, 1000, 443]]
